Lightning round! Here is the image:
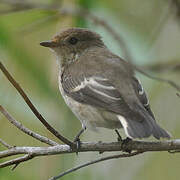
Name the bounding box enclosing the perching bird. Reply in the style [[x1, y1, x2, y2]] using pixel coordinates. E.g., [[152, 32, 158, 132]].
[[40, 28, 171, 141]]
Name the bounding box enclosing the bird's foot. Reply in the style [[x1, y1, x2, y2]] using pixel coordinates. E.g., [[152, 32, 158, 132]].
[[114, 130, 132, 153], [73, 128, 86, 155], [73, 137, 81, 155], [121, 137, 132, 153]]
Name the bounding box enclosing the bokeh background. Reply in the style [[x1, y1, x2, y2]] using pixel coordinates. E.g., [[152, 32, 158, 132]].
[[0, 0, 180, 180]]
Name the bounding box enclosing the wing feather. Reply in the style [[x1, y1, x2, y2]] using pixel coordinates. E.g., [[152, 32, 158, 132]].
[[62, 75, 141, 120]]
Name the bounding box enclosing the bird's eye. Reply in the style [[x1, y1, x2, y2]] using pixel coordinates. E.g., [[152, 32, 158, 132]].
[[69, 37, 78, 45]]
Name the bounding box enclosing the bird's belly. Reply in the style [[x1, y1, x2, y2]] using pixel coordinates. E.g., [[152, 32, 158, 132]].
[[64, 95, 109, 130]]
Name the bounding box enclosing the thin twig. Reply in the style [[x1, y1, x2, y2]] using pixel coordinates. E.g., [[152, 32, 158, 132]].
[[11, 163, 20, 171], [0, 138, 13, 149], [149, 0, 173, 46], [0, 61, 73, 146], [0, 154, 33, 168], [49, 151, 144, 180], [142, 61, 180, 72], [0, 0, 59, 14], [0, 105, 58, 146], [134, 66, 180, 91]]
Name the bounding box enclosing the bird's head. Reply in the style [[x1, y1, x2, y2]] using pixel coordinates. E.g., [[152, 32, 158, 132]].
[[40, 28, 105, 67]]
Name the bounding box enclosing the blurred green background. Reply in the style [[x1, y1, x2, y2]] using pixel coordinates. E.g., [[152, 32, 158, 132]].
[[0, 0, 180, 180]]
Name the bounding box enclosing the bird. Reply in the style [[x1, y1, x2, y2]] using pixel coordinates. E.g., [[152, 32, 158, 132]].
[[40, 27, 171, 142]]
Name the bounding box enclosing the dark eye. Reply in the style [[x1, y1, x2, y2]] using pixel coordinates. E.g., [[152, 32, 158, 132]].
[[69, 37, 78, 45]]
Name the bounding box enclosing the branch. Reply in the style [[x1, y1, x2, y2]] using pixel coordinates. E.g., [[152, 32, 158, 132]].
[[0, 2, 179, 178], [0, 154, 33, 169], [49, 151, 144, 180], [0, 138, 12, 149], [142, 61, 180, 73], [1, 139, 180, 168], [134, 66, 180, 91], [0, 105, 58, 146], [0, 61, 73, 147], [0, 0, 60, 14]]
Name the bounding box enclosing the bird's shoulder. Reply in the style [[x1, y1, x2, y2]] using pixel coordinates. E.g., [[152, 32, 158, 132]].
[[68, 47, 133, 78]]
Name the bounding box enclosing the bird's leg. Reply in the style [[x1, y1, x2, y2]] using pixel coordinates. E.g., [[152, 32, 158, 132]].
[[73, 128, 85, 142], [115, 129, 122, 142], [73, 127, 86, 154]]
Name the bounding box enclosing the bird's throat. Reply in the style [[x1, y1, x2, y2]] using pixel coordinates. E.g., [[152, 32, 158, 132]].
[[56, 52, 79, 74]]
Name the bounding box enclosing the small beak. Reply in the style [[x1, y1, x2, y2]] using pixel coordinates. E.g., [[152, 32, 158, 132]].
[[40, 40, 58, 48]]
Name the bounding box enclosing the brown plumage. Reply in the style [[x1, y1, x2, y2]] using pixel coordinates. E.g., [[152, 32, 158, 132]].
[[40, 28, 171, 139]]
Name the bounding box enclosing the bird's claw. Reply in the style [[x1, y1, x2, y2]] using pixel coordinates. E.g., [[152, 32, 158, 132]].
[[73, 137, 81, 155], [73, 128, 86, 155], [121, 137, 132, 153]]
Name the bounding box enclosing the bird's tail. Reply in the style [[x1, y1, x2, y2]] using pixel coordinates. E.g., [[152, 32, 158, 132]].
[[118, 115, 171, 139], [151, 123, 171, 139]]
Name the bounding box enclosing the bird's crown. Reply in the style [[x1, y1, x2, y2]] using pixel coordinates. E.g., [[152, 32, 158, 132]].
[[40, 28, 104, 48]]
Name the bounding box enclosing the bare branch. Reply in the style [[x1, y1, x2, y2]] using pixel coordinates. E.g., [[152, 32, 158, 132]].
[[142, 61, 180, 73], [0, 154, 33, 168], [149, 1, 173, 46], [134, 66, 180, 91], [49, 151, 144, 180], [0, 61, 73, 147], [0, 145, 70, 160], [0, 138, 13, 149], [0, 0, 60, 14], [0, 105, 58, 146], [1, 139, 180, 169]]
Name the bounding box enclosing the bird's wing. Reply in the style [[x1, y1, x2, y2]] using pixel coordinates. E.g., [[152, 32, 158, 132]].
[[62, 72, 142, 121]]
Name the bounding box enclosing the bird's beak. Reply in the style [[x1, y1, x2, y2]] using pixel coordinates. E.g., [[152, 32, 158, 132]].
[[40, 40, 58, 48]]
